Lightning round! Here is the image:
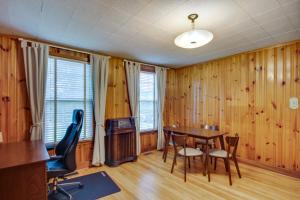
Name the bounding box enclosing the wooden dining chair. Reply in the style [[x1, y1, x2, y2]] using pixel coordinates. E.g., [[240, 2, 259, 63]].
[[194, 124, 219, 150], [208, 134, 241, 185], [170, 133, 204, 182]]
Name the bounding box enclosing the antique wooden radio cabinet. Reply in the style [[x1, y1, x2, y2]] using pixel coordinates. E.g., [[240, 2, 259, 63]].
[[105, 117, 137, 166]]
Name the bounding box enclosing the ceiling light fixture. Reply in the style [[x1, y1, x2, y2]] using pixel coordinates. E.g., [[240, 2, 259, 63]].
[[174, 14, 213, 49]]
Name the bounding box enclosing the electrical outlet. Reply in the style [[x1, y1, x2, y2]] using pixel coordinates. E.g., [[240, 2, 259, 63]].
[[289, 97, 299, 110]]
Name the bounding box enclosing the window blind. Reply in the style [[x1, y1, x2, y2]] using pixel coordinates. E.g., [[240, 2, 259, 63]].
[[139, 71, 157, 131], [44, 57, 93, 144]]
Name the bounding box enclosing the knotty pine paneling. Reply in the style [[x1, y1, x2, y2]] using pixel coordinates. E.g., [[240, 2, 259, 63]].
[[140, 131, 157, 153], [0, 36, 156, 171], [0, 36, 31, 143], [164, 40, 300, 176], [105, 58, 131, 119]]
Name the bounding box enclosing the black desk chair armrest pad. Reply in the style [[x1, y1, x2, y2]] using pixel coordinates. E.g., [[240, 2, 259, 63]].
[[45, 143, 56, 151], [49, 155, 64, 160]]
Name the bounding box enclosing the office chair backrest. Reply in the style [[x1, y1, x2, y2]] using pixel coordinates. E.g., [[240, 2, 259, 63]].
[[55, 109, 84, 171]]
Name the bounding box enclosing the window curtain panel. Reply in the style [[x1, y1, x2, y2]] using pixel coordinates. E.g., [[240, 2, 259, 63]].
[[125, 61, 141, 155], [21, 40, 48, 141], [91, 54, 110, 166], [156, 66, 167, 150]]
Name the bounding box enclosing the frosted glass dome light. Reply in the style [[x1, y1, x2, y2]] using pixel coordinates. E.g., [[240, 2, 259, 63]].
[[174, 14, 213, 49]]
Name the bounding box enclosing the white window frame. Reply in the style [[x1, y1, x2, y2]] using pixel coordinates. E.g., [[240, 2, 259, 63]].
[[139, 70, 157, 132], [44, 56, 93, 144]]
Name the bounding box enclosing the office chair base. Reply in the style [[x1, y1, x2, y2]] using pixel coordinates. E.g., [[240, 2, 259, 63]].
[[58, 181, 83, 188], [49, 179, 83, 200]]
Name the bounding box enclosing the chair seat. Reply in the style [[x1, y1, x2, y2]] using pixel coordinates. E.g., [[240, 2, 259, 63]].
[[178, 148, 203, 157], [209, 149, 231, 158], [198, 148, 218, 154], [47, 159, 69, 179], [195, 138, 214, 145]]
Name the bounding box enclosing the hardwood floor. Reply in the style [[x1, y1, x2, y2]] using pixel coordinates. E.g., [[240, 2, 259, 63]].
[[73, 150, 300, 200]]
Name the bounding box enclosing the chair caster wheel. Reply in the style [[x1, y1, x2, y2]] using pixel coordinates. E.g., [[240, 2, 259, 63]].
[[79, 183, 84, 189]]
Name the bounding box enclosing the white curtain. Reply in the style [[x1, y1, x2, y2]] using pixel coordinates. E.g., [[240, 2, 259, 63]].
[[91, 54, 110, 166], [156, 66, 167, 150], [21, 40, 48, 141], [125, 61, 141, 155]]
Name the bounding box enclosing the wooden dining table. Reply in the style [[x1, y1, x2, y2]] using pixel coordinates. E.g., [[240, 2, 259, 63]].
[[163, 126, 227, 176]]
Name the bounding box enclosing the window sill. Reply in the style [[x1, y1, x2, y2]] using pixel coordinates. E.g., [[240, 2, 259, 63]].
[[140, 130, 157, 134]]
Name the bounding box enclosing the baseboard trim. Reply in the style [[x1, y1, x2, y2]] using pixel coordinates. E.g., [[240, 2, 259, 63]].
[[237, 158, 300, 179]]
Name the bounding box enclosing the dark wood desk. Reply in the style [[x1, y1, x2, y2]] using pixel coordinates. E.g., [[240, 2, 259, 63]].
[[163, 126, 227, 175], [0, 140, 49, 200]]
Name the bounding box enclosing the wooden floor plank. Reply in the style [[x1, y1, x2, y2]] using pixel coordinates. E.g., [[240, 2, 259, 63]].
[[71, 150, 300, 200]]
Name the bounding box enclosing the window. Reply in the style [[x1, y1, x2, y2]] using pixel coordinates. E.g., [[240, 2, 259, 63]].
[[44, 57, 93, 144], [139, 71, 157, 131]]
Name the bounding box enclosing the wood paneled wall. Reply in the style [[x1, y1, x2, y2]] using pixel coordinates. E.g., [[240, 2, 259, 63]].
[[0, 36, 31, 143], [164, 40, 300, 176], [105, 58, 131, 119], [0, 36, 157, 169], [3, 34, 298, 175]]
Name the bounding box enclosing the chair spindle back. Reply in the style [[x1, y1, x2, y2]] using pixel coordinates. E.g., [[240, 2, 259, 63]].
[[171, 133, 187, 155], [225, 134, 239, 156]]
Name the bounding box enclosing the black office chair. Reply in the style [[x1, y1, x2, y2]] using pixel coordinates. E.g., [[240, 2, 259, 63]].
[[47, 109, 84, 200]]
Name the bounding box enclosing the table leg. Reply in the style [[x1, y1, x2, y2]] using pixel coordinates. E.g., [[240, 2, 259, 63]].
[[204, 139, 209, 176], [219, 135, 228, 172]]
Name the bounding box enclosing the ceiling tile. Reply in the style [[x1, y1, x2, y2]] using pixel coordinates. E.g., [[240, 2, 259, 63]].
[[252, 37, 276, 49], [280, 0, 300, 15], [277, 0, 300, 5], [101, 0, 151, 16], [239, 25, 270, 41], [257, 16, 295, 36], [235, 0, 281, 16], [252, 6, 283, 24], [135, 0, 187, 24], [287, 12, 300, 29], [272, 30, 300, 43], [216, 18, 257, 39]]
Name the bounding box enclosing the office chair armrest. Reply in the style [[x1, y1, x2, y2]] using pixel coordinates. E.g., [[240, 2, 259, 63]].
[[49, 155, 64, 160], [45, 143, 56, 151]]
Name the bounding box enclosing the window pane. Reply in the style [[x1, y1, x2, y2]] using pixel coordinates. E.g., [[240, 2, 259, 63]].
[[139, 72, 155, 131], [86, 64, 93, 101], [85, 101, 93, 139], [44, 58, 55, 143], [140, 101, 155, 130], [85, 64, 93, 139], [44, 58, 94, 143], [56, 101, 85, 141], [56, 59, 84, 100], [56, 59, 85, 140]]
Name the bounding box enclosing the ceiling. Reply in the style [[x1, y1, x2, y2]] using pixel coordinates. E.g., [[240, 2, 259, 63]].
[[0, 0, 299, 67]]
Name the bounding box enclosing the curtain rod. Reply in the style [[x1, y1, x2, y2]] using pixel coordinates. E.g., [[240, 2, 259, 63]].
[[18, 38, 169, 68], [123, 59, 169, 69], [18, 38, 110, 58]]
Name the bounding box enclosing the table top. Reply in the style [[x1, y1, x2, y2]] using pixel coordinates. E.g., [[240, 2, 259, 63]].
[[0, 140, 49, 170], [163, 126, 226, 139]]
